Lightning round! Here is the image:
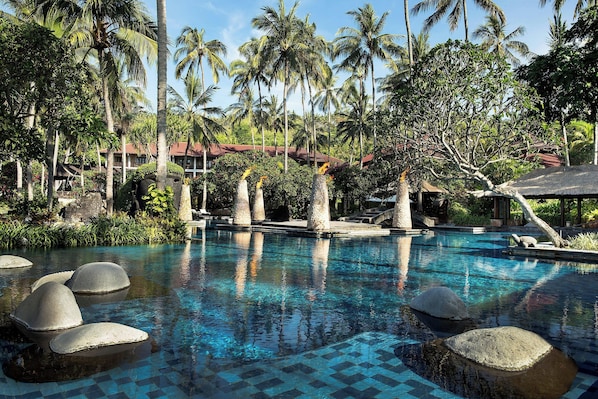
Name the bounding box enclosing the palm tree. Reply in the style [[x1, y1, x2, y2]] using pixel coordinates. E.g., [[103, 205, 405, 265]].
[[168, 73, 224, 210], [334, 3, 400, 152], [473, 15, 530, 66], [230, 38, 270, 151], [174, 26, 228, 90], [539, 0, 597, 18], [411, 0, 505, 42], [33, 0, 158, 214], [156, 0, 168, 191], [404, 0, 415, 68], [315, 69, 339, 162], [262, 95, 285, 155], [548, 12, 569, 49], [252, 0, 305, 173], [337, 81, 370, 167]]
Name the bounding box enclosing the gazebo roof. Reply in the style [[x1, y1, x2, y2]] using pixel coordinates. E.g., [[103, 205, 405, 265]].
[[483, 165, 598, 199]]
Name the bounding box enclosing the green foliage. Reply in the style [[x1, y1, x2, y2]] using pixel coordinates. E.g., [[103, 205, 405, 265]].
[[448, 199, 491, 226], [0, 213, 187, 250], [203, 151, 313, 218], [569, 233, 598, 251], [142, 184, 176, 217], [132, 161, 184, 181]]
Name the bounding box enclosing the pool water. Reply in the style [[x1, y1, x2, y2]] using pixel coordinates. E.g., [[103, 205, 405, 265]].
[[0, 229, 597, 398]]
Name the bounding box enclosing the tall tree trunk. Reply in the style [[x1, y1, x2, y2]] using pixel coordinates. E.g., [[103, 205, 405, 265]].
[[258, 80, 265, 152], [102, 74, 115, 215], [46, 127, 56, 211], [404, 0, 414, 68], [27, 162, 33, 201], [283, 60, 289, 173], [201, 148, 208, 210], [121, 133, 127, 183], [16, 160, 22, 192], [560, 111, 570, 167], [156, 0, 168, 190], [462, 0, 469, 42], [593, 108, 598, 165]]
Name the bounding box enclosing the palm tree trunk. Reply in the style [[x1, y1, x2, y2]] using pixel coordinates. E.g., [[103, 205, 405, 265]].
[[283, 61, 289, 173], [560, 111, 570, 167], [258, 80, 265, 152], [404, 0, 414, 67], [202, 148, 208, 210], [462, 0, 470, 42], [156, 0, 168, 190], [46, 127, 56, 211], [121, 133, 127, 183], [102, 74, 115, 215]]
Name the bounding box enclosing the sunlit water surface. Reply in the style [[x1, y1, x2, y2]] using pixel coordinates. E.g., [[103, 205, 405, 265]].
[[1, 229, 597, 397]]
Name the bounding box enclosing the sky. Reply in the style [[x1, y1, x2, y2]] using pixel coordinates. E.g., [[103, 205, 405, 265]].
[[139, 0, 578, 114], [2, 0, 580, 113]]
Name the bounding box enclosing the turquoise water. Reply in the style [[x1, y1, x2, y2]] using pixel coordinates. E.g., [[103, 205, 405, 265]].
[[1, 229, 597, 397]]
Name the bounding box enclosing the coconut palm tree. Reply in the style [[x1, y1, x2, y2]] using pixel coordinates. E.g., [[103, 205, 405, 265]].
[[174, 26, 228, 89], [156, 0, 168, 191], [315, 70, 340, 162], [230, 37, 270, 151], [411, 0, 505, 42], [473, 15, 530, 66], [33, 0, 158, 214], [252, 0, 305, 173], [334, 3, 400, 152], [539, 0, 597, 18], [168, 73, 224, 210]]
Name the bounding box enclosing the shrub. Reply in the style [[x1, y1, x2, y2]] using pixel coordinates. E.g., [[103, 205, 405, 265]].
[[569, 233, 598, 251]]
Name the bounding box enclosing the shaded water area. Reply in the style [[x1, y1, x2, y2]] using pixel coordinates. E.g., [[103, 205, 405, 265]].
[[0, 229, 597, 398]]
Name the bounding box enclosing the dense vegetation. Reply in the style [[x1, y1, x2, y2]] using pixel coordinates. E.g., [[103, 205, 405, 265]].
[[1, 1, 597, 248]]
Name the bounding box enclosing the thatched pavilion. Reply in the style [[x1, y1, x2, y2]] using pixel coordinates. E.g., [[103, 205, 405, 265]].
[[477, 165, 598, 227]]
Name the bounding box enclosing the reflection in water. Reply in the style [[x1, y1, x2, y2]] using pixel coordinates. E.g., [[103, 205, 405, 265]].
[[250, 232, 264, 280], [397, 236, 412, 295], [234, 232, 251, 299], [178, 241, 192, 286], [310, 239, 329, 298]]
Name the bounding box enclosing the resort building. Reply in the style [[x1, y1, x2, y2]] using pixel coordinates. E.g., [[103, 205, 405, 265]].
[[108, 142, 345, 179]]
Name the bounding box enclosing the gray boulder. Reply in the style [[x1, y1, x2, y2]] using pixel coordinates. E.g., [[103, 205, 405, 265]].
[[31, 271, 74, 292], [62, 192, 103, 223], [444, 326, 551, 371], [66, 262, 130, 294], [410, 286, 469, 320], [0, 255, 33, 269], [49, 322, 149, 355], [397, 325, 578, 399], [10, 281, 83, 332]]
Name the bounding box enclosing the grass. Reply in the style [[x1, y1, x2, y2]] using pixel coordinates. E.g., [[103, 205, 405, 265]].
[[568, 232, 598, 251]]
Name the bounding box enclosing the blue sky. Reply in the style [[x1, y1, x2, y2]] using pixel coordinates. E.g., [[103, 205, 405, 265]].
[[2, 1, 579, 112], [140, 0, 578, 113]]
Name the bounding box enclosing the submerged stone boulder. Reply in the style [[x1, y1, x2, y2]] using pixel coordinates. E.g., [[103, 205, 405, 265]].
[[66, 262, 130, 294], [0, 255, 33, 269], [396, 326, 578, 399], [445, 326, 551, 371], [49, 322, 149, 355], [10, 282, 83, 332], [31, 271, 75, 292], [410, 286, 469, 320]]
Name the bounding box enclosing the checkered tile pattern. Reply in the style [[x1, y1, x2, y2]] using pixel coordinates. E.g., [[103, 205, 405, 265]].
[[0, 331, 596, 398]]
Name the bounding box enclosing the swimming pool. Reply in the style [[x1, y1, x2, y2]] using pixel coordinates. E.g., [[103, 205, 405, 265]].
[[0, 229, 597, 398]]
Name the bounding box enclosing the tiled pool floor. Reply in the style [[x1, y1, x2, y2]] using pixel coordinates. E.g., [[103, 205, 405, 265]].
[[0, 331, 596, 398]]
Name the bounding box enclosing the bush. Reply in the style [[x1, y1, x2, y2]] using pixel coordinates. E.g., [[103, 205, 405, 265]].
[[569, 233, 598, 251], [448, 201, 490, 226], [0, 213, 187, 250]]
